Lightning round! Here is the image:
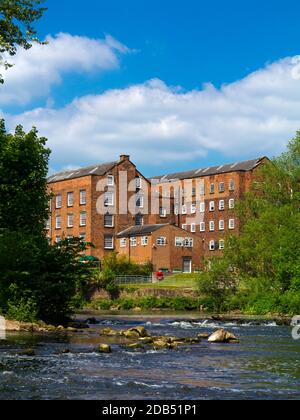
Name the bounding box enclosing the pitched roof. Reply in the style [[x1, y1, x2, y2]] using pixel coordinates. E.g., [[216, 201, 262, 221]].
[[117, 224, 169, 238], [47, 161, 118, 183], [150, 157, 267, 183]]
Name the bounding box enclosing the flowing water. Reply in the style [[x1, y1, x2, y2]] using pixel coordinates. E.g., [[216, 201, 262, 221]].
[[0, 314, 299, 400]]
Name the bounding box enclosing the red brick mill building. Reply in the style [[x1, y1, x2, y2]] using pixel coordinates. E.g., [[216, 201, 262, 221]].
[[47, 155, 268, 272]]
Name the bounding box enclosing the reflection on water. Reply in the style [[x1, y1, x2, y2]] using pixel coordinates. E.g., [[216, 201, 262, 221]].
[[0, 316, 299, 400]]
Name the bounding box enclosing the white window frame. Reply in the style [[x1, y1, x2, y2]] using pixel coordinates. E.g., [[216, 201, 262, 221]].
[[104, 235, 114, 250], [219, 200, 225, 211], [182, 205, 187, 215], [56, 194, 62, 209], [104, 192, 114, 207], [104, 213, 114, 228], [67, 192, 74, 207], [107, 175, 114, 187], [184, 238, 194, 248], [175, 237, 184, 247], [229, 199, 235, 209], [136, 193, 144, 208], [210, 183, 215, 194], [229, 179, 235, 191], [55, 215, 61, 229], [200, 183, 205, 196], [80, 211, 87, 227], [80, 189, 87, 205], [130, 237, 137, 247], [219, 240, 225, 250], [209, 201, 215, 212], [191, 223, 196, 233], [182, 224, 188, 231], [160, 207, 167, 218], [229, 219, 235, 230], [120, 238, 127, 248], [200, 202, 205, 213], [135, 214, 144, 226], [135, 177, 142, 189], [219, 220, 225, 231], [141, 236, 148, 246], [191, 203, 196, 214], [209, 240, 216, 251], [200, 222, 206, 232], [174, 205, 179, 215], [79, 233, 86, 242], [219, 182, 225, 193], [67, 213, 74, 228], [55, 236, 61, 244], [46, 218, 51, 230], [209, 221, 215, 232], [156, 237, 167, 246]]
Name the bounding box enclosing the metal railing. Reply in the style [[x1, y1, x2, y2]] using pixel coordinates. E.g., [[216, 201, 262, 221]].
[[115, 275, 153, 285]]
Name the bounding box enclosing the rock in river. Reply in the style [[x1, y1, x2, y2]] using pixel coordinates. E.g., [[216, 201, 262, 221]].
[[208, 329, 239, 343], [99, 344, 112, 353]]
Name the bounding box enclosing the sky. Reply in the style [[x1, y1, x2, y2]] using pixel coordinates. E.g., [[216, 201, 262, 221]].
[[1, 0, 300, 176]]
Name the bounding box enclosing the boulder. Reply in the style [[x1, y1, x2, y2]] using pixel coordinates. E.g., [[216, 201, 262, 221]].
[[99, 344, 112, 353], [138, 337, 154, 344], [101, 327, 121, 336], [208, 329, 239, 343], [123, 327, 149, 338], [198, 333, 210, 339], [126, 343, 144, 350], [152, 339, 171, 350], [132, 307, 142, 312], [184, 337, 201, 344]]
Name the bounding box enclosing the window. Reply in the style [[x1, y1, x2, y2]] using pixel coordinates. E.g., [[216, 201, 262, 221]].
[[229, 179, 235, 191], [200, 183, 205, 196], [191, 203, 196, 214], [46, 218, 51, 230], [229, 219, 235, 230], [104, 192, 114, 207], [219, 200, 225, 211], [67, 192, 74, 207], [210, 183, 215, 194], [209, 201, 215, 212], [55, 215, 61, 229], [136, 193, 144, 208], [219, 240, 225, 250], [182, 205, 187, 215], [107, 175, 114, 186], [67, 214, 74, 228], [104, 235, 114, 250], [219, 220, 225, 231], [141, 236, 148, 246], [229, 199, 235, 209], [182, 224, 188, 231], [135, 177, 142, 189], [184, 238, 194, 248], [48, 198, 52, 213], [120, 238, 127, 248], [135, 214, 144, 226], [130, 237, 137, 247], [80, 189, 86, 205], [104, 213, 114, 227], [209, 221, 215, 232], [56, 194, 62, 209], [67, 235, 73, 241], [219, 182, 225, 193], [160, 207, 167, 218], [209, 240, 216, 251], [200, 202, 205, 213], [200, 222, 206, 232], [79, 233, 86, 242], [80, 212, 87, 227], [55, 236, 61, 244], [192, 187, 196, 197], [157, 237, 167, 246], [174, 205, 179, 216], [191, 223, 196, 233], [175, 237, 184, 247]]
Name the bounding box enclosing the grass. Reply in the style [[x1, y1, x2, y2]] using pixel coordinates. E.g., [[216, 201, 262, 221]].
[[119, 274, 199, 291]]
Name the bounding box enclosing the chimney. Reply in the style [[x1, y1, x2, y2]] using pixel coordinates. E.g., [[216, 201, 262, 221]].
[[120, 154, 130, 162]]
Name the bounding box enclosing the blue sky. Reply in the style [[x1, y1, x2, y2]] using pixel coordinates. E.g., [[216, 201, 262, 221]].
[[2, 0, 300, 175]]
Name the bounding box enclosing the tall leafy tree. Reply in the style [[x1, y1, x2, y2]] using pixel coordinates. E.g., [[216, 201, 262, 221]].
[[0, 119, 50, 235], [0, 0, 46, 83]]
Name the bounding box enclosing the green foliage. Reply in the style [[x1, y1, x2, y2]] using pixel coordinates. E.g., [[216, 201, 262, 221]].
[[101, 252, 153, 276], [0, 120, 51, 235], [198, 132, 300, 315], [0, 0, 47, 83]]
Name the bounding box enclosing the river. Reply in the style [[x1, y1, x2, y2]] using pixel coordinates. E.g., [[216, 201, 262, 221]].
[[0, 314, 299, 400]]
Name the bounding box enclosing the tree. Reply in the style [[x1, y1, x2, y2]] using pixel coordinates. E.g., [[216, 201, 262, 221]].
[[0, 119, 50, 235], [0, 0, 46, 83]]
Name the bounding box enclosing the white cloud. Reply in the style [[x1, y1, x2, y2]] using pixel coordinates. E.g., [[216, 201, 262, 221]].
[[0, 33, 130, 106], [3, 56, 300, 171]]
